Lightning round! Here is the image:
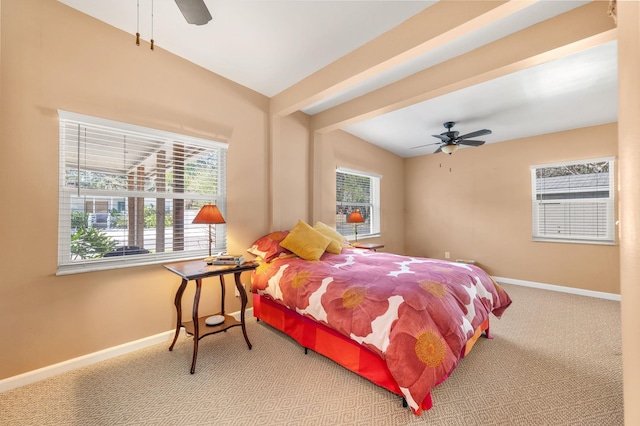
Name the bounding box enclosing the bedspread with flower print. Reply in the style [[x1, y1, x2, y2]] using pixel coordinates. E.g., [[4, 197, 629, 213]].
[[250, 247, 512, 413]]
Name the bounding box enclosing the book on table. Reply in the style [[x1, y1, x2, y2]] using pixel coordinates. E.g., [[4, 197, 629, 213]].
[[210, 255, 245, 265]]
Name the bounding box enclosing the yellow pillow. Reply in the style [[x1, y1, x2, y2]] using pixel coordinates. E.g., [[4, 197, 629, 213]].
[[313, 221, 344, 254], [280, 220, 332, 261]]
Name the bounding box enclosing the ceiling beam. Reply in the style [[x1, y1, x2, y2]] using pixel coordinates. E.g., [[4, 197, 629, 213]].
[[270, 0, 534, 117], [310, 1, 616, 134]]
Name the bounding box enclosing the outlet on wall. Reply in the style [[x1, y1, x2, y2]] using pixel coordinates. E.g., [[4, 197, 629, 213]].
[[445, 251, 450, 259]]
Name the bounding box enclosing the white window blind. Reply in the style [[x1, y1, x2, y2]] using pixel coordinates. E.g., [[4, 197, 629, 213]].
[[531, 157, 615, 244], [336, 167, 381, 239], [58, 111, 228, 274]]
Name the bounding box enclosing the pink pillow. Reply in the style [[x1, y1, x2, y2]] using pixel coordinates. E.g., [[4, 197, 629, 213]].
[[247, 231, 292, 262]]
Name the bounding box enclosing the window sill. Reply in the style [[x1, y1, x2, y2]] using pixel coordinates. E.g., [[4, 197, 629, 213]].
[[350, 233, 380, 242], [56, 253, 207, 275]]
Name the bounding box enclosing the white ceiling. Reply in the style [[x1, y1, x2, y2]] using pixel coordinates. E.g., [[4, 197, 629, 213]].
[[57, 0, 618, 158]]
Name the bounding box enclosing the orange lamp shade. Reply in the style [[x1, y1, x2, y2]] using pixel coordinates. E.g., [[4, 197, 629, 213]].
[[347, 210, 364, 224], [192, 203, 226, 224]]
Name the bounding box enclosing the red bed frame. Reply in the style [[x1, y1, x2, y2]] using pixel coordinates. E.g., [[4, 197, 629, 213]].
[[253, 293, 490, 414]]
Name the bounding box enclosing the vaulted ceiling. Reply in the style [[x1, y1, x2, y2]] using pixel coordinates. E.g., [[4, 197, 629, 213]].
[[58, 0, 618, 157]]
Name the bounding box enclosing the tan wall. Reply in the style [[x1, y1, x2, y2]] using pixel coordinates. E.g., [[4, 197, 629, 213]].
[[270, 111, 311, 231], [267, 125, 406, 251], [313, 130, 405, 254], [617, 1, 640, 424], [404, 124, 619, 294], [0, 0, 271, 379]]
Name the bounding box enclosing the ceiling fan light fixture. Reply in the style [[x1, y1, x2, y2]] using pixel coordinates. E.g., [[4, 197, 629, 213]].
[[441, 144, 458, 155]]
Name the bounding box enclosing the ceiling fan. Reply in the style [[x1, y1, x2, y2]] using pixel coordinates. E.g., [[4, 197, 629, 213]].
[[412, 121, 492, 155], [175, 0, 212, 25]]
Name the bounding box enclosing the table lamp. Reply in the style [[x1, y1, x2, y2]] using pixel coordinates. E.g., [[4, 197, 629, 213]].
[[192, 203, 225, 261], [347, 209, 365, 243]]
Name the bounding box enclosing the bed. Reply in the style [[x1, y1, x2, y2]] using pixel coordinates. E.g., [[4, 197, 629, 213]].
[[248, 222, 512, 415]]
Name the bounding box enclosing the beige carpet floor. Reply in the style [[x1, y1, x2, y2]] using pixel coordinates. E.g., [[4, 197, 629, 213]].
[[0, 283, 623, 425]]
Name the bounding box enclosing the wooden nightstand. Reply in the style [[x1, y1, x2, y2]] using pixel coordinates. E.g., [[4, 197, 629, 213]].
[[164, 260, 258, 373], [354, 243, 384, 251]]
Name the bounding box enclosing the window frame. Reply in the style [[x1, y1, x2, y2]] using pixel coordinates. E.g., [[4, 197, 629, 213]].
[[57, 110, 229, 275], [335, 167, 381, 240], [530, 156, 615, 245]]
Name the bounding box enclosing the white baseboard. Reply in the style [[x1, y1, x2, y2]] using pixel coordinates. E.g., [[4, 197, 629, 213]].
[[493, 276, 621, 301], [0, 308, 253, 394]]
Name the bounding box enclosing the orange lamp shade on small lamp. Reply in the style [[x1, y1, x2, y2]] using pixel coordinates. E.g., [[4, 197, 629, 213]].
[[347, 210, 365, 243], [192, 203, 225, 258]]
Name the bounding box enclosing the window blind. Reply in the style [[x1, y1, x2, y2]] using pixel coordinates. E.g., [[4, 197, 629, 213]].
[[57, 111, 228, 274], [336, 167, 381, 239], [531, 157, 615, 244]]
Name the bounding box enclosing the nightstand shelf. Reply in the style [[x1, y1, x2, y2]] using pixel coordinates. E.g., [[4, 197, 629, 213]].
[[182, 313, 241, 340]]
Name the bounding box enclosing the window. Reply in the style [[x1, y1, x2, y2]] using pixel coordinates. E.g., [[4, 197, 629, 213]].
[[531, 157, 615, 244], [58, 111, 228, 274], [336, 167, 381, 239]]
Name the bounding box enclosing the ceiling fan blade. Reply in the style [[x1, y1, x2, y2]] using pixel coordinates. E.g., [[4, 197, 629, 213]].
[[433, 146, 443, 154], [175, 0, 212, 25], [457, 129, 492, 140], [457, 140, 485, 147], [411, 142, 440, 149], [432, 134, 450, 142]]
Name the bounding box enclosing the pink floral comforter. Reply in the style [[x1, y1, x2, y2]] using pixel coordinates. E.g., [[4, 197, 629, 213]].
[[251, 247, 512, 412]]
